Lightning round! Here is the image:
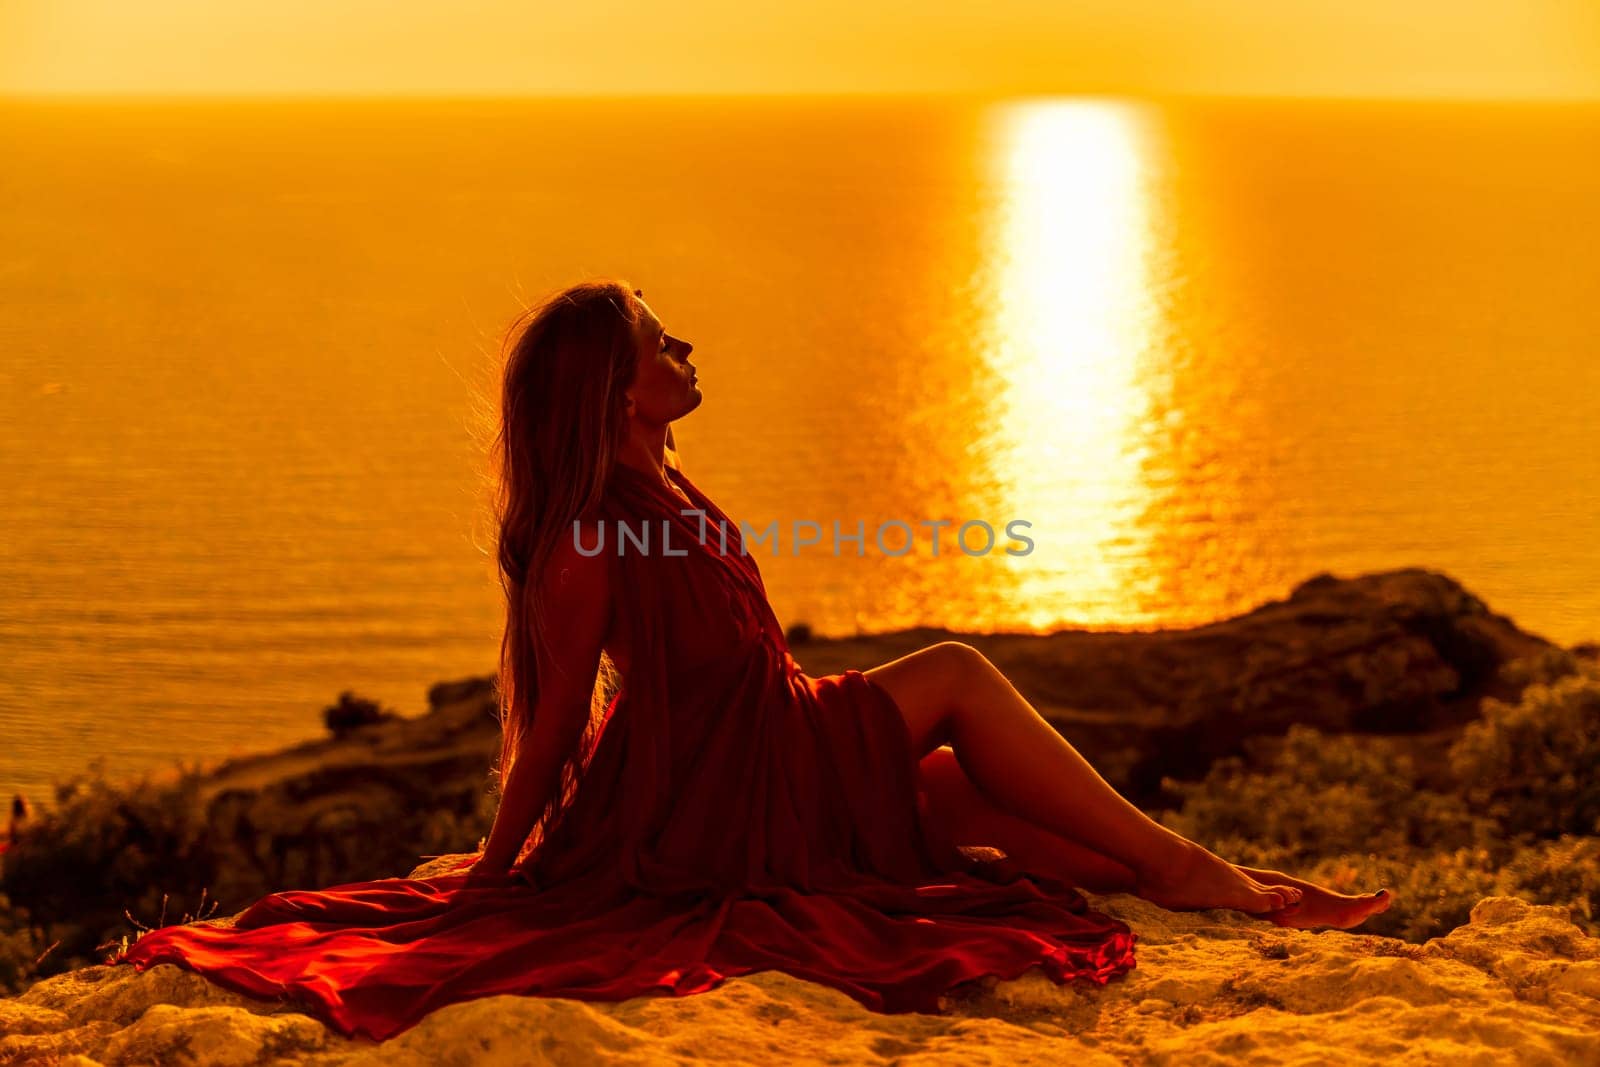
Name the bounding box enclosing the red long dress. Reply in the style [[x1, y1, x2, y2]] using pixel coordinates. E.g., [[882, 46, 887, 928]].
[[114, 462, 1137, 1041]]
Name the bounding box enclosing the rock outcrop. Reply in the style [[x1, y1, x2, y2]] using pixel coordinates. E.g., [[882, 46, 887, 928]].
[[793, 567, 1557, 797]]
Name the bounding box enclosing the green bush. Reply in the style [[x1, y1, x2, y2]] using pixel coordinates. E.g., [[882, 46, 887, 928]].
[[0, 895, 49, 996], [0, 761, 217, 978], [0, 753, 500, 987], [1448, 663, 1600, 839], [1301, 836, 1600, 942], [415, 781, 499, 862], [1495, 646, 1583, 689], [1292, 847, 1504, 942], [1156, 725, 1499, 866], [1153, 657, 1600, 942], [1500, 834, 1600, 928]]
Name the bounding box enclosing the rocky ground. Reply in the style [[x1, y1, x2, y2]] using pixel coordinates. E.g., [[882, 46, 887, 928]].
[[3, 886, 1595, 1065]]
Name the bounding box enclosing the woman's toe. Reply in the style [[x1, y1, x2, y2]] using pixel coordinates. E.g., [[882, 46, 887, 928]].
[[1249, 886, 1286, 912]]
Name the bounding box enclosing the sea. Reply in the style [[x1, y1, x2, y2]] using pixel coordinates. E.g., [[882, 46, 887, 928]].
[[2, 94, 1597, 799]]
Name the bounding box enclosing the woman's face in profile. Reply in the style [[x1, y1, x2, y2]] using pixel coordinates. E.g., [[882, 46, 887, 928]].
[[626, 297, 700, 424]]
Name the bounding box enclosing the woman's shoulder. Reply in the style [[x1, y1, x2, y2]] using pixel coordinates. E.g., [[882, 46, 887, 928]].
[[544, 518, 615, 591]]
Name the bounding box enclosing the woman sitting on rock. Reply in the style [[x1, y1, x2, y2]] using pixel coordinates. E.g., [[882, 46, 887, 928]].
[[116, 279, 1389, 1042]]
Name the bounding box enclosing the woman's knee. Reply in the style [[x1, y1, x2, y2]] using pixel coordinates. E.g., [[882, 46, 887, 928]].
[[865, 642, 997, 757], [929, 641, 994, 683]]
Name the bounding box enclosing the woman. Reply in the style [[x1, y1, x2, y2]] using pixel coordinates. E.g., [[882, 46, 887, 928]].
[[116, 279, 1390, 1042]]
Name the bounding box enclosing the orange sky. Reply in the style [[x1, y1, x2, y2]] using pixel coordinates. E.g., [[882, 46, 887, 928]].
[[3, 0, 1598, 99]]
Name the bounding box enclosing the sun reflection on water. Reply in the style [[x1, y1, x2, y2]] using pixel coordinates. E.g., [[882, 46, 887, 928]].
[[977, 100, 1166, 629]]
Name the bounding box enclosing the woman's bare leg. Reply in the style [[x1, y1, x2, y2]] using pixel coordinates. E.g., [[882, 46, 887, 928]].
[[866, 642, 1300, 916], [918, 743, 1391, 928], [918, 746, 1139, 893]]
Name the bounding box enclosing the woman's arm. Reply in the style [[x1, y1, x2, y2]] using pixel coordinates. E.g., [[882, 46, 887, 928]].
[[473, 727, 577, 874], [472, 528, 613, 876]]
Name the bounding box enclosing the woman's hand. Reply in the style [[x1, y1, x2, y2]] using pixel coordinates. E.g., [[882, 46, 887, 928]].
[[459, 854, 515, 890]]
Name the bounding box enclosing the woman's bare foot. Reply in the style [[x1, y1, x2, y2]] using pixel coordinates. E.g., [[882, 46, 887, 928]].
[[1133, 841, 1304, 916], [1237, 865, 1394, 930]]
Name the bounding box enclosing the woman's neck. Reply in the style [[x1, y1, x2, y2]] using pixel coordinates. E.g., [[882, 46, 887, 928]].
[[615, 451, 669, 486], [616, 426, 671, 483]]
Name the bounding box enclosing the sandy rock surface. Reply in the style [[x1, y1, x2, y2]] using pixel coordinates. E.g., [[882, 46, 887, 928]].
[[5, 895, 1595, 1066]]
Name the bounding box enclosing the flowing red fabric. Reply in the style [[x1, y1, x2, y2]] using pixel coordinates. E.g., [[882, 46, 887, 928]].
[[114, 463, 1136, 1041]]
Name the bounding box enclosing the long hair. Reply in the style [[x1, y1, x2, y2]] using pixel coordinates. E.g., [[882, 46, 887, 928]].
[[490, 278, 642, 862]]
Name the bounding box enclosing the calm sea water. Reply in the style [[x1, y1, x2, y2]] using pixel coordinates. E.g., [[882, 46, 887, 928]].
[[2, 96, 1597, 800]]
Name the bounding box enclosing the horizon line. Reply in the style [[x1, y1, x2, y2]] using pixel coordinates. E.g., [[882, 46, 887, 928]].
[[3, 88, 1599, 106]]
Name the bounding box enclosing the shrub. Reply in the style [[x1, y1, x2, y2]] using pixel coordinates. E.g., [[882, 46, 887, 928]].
[[1496, 646, 1582, 689], [415, 779, 499, 862], [0, 761, 216, 982], [1448, 662, 1600, 839], [1501, 834, 1600, 929], [0, 896, 50, 996], [1153, 657, 1600, 942], [1156, 725, 1498, 865], [322, 691, 399, 736], [1295, 847, 1504, 942]]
